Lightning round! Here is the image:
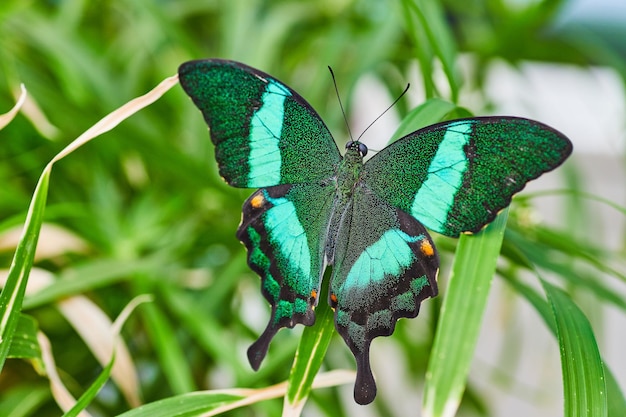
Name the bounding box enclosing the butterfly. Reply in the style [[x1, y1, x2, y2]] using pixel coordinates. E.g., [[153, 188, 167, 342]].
[[178, 59, 572, 404]]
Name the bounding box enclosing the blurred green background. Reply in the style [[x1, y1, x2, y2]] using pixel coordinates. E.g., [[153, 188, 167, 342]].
[[1, 0, 624, 416]]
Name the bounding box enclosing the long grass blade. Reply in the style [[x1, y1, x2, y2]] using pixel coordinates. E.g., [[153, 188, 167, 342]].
[[282, 272, 338, 416], [400, 0, 460, 101], [542, 280, 607, 417], [114, 370, 355, 417], [0, 169, 50, 372], [504, 273, 625, 417], [423, 209, 509, 417]]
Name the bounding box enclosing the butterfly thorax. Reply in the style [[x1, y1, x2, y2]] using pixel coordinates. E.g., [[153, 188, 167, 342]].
[[336, 144, 365, 198]]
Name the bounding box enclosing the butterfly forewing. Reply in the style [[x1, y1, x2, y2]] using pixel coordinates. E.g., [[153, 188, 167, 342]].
[[178, 60, 341, 188], [362, 117, 573, 237]]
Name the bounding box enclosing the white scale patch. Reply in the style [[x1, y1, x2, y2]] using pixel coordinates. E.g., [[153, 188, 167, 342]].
[[263, 193, 312, 293], [344, 229, 422, 289], [411, 121, 472, 232], [247, 80, 291, 186]]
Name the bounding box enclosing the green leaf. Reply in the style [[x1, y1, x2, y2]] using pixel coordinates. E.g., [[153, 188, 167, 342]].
[[7, 313, 41, 360], [605, 365, 626, 417], [283, 271, 336, 413], [503, 273, 625, 417], [0, 168, 50, 372], [390, 98, 458, 142], [114, 371, 355, 417], [423, 209, 509, 417], [542, 280, 607, 417], [400, 0, 460, 101], [62, 351, 116, 417], [117, 391, 248, 417], [505, 228, 626, 311]]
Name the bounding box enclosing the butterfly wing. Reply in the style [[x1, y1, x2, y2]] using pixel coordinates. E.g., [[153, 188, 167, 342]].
[[179, 59, 341, 187], [329, 186, 439, 405], [362, 117, 573, 236], [237, 182, 336, 369], [180, 59, 343, 368]]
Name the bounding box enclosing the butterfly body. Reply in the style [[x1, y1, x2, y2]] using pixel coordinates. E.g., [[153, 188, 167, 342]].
[[178, 59, 572, 404], [325, 142, 366, 262]]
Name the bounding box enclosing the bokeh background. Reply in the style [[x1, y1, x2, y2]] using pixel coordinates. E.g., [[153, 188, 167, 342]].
[[1, 0, 624, 416]]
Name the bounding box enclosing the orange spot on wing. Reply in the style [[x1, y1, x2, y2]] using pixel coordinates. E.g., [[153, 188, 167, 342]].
[[420, 239, 434, 257], [250, 193, 265, 209], [329, 293, 338, 309], [310, 289, 317, 300]]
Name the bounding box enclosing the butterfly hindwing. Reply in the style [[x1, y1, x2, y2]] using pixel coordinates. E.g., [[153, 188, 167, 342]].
[[329, 186, 439, 404], [237, 182, 336, 369], [178, 59, 341, 188], [362, 117, 573, 236]]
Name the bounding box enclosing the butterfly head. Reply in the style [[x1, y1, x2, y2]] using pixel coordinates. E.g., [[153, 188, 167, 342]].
[[346, 141, 368, 157]]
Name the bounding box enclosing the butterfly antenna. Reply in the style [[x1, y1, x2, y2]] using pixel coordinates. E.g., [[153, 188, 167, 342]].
[[329, 66, 355, 141], [356, 83, 410, 142]]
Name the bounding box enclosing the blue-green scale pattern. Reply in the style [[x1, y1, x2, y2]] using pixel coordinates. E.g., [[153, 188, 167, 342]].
[[362, 117, 573, 236], [262, 191, 312, 296], [179, 60, 341, 188]]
